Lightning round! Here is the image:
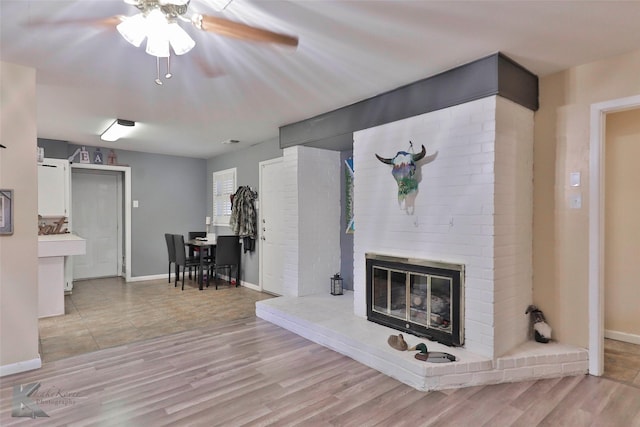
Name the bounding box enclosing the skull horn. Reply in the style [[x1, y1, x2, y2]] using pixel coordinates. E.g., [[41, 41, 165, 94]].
[[375, 153, 394, 165], [412, 145, 427, 162]]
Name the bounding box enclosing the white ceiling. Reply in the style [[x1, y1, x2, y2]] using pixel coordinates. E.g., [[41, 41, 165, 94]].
[[2, 0, 640, 159]]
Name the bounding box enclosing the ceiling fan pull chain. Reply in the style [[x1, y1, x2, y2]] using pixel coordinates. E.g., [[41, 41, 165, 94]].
[[155, 56, 163, 85], [165, 55, 172, 79]]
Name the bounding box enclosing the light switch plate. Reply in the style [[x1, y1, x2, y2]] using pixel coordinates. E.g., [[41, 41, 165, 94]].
[[133, 200, 139, 208], [569, 193, 582, 209], [570, 172, 581, 187]]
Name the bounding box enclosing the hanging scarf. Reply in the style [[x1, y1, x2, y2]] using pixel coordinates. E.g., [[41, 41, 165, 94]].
[[230, 186, 257, 242]]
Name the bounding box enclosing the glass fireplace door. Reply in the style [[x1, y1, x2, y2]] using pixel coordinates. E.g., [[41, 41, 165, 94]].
[[372, 267, 453, 334], [428, 276, 452, 333]]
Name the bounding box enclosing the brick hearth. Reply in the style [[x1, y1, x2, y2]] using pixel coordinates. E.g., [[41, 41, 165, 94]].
[[256, 292, 587, 391]]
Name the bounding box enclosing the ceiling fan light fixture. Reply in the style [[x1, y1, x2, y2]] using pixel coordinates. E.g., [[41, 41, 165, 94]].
[[145, 8, 168, 36], [117, 13, 147, 47], [146, 35, 170, 57], [101, 119, 135, 142], [167, 22, 195, 55], [115, 0, 297, 84], [145, 9, 170, 57]]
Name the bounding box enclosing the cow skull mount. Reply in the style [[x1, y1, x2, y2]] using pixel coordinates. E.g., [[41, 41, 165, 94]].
[[375, 142, 438, 212]]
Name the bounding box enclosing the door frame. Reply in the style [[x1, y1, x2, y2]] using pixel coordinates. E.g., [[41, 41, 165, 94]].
[[258, 157, 284, 294], [588, 93, 640, 376], [71, 163, 132, 282]]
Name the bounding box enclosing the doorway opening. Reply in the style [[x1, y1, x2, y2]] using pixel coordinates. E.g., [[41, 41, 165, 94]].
[[589, 94, 640, 376], [601, 108, 640, 386]]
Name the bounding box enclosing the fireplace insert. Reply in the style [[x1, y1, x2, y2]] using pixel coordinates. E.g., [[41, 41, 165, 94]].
[[366, 253, 464, 347]]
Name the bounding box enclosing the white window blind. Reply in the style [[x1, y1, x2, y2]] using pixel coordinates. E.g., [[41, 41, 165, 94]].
[[212, 168, 236, 226]]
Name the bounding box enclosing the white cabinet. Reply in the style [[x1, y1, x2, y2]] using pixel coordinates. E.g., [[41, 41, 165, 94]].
[[38, 158, 70, 217], [38, 234, 86, 317]]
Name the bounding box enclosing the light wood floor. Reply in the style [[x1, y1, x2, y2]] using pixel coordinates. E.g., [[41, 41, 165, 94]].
[[2, 317, 640, 426], [604, 338, 640, 389], [2, 276, 636, 425]]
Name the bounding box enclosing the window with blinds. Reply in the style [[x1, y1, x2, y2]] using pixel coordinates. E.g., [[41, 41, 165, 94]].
[[212, 167, 236, 226]]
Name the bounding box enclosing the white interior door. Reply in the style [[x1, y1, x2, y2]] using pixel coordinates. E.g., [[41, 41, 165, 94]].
[[259, 158, 285, 295], [72, 169, 121, 279]]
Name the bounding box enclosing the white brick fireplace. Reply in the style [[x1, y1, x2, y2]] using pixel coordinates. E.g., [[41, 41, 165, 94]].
[[257, 94, 588, 391], [353, 95, 532, 360]]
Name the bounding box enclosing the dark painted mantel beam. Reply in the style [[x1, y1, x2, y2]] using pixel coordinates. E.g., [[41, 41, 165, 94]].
[[279, 52, 538, 152]]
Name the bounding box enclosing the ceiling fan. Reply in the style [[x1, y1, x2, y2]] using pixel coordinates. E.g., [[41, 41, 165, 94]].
[[98, 0, 299, 84]]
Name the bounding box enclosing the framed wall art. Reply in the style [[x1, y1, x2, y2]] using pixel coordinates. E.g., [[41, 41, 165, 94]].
[[344, 158, 354, 234], [0, 189, 14, 235]]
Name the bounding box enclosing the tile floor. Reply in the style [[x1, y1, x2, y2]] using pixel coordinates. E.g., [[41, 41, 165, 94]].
[[38, 276, 274, 362]]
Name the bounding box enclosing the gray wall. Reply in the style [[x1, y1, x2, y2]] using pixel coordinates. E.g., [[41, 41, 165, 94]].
[[206, 137, 283, 286], [38, 139, 207, 278]]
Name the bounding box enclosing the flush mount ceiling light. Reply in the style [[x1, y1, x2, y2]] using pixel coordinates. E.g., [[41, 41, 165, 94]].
[[94, 0, 298, 85], [100, 119, 135, 141]]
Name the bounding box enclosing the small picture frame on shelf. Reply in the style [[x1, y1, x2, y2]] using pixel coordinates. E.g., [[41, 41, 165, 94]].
[[79, 146, 90, 164], [93, 148, 104, 164], [0, 189, 14, 235], [108, 149, 118, 166]]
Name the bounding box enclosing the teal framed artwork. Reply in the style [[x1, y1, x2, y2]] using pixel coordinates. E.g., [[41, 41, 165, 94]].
[[345, 158, 354, 233]]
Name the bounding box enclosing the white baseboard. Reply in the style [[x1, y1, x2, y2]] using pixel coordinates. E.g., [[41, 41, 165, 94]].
[[241, 281, 259, 291], [126, 273, 258, 291], [127, 273, 170, 282], [212, 272, 258, 291], [605, 329, 640, 345], [0, 356, 42, 377]]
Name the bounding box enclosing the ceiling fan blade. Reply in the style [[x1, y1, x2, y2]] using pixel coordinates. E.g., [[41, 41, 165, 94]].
[[199, 15, 298, 47], [25, 15, 124, 29]]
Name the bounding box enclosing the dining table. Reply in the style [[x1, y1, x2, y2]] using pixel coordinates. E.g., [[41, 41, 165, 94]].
[[186, 238, 216, 290]]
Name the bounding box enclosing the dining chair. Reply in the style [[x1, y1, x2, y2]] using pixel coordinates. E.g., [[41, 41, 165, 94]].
[[209, 235, 241, 290], [164, 233, 176, 283], [188, 231, 207, 279], [173, 234, 207, 290]]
